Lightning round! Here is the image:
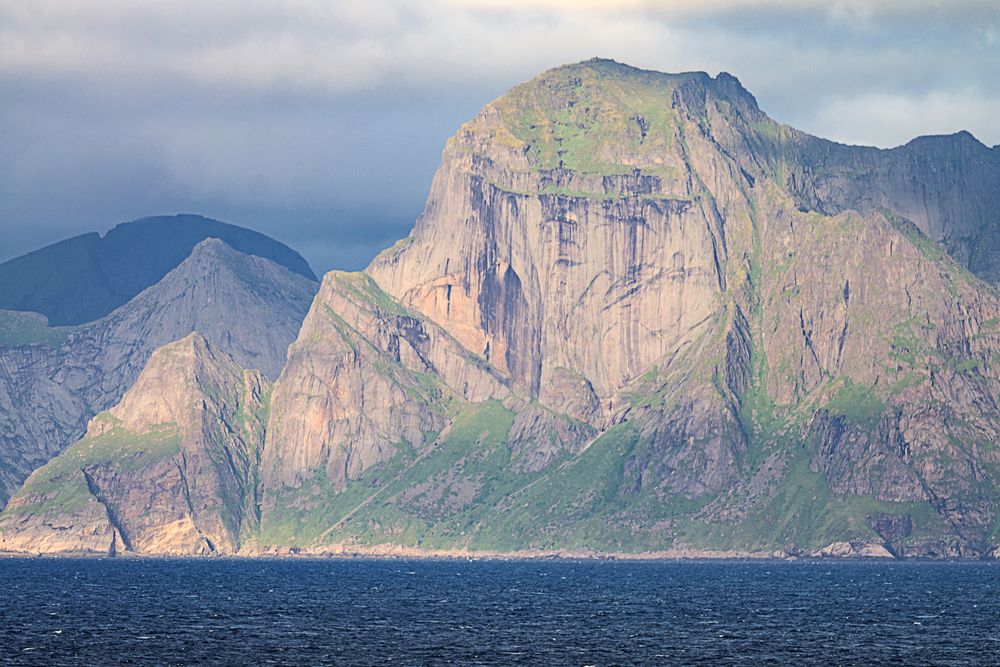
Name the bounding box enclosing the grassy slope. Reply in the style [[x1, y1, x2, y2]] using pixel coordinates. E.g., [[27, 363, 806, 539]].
[[491, 62, 686, 178], [3, 419, 180, 517]]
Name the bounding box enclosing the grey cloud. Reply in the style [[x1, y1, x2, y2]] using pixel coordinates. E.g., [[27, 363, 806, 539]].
[[1, 1, 997, 273]]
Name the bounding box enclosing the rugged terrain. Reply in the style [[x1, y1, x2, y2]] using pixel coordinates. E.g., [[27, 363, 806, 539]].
[[0, 334, 267, 555], [0, 238, 317, 506], [2, 60, 998, 558]]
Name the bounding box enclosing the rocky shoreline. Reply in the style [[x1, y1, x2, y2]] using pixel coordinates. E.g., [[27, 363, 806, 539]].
[[3, 540, 974, 561]]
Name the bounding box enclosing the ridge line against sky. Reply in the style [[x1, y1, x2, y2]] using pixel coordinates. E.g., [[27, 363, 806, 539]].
[[1, 0, 997, 273]]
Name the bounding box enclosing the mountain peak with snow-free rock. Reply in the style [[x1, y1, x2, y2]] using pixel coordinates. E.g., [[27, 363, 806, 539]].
[[0, 214, 317, 326]]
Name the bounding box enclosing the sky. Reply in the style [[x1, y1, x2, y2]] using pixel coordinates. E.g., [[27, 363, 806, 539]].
[[1, 1, 998, 274]]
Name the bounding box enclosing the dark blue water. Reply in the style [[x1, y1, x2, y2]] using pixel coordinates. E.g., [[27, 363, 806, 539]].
[[1, 558, 998, 666]]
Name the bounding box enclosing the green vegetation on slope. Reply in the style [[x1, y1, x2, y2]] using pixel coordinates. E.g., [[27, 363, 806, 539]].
[[4, 420, 180, 517], [493, 61, 686, 175], [263, 401, 517, 549], [674, 449, 948, 552], [824, 378, 886, 427]]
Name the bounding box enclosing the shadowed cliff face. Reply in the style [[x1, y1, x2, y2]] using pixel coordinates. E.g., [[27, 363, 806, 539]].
[[0, 334, 268, 556], [0, 239, 317, 506], [781, 131, 1000, 285]]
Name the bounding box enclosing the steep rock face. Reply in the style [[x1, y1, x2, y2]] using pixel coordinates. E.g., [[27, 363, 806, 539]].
[[0, 334, 268, 555], [258, 271, 519, 546], [0, 238, 316, 506], [0, 213, 317, 326], [368, 64, 755, 425], [782, 131, 1000, 284], [341, 59, 999, 556]]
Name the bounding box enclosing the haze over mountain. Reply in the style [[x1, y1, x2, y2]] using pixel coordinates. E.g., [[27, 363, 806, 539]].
[[0, 235, 317, 506], [0, 214, 317, 326], [2, 60, 998, 558]]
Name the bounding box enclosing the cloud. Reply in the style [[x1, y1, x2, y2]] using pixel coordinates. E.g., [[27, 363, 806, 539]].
[[452, 0, 999, 27], [806, 89, 1000, 148], [0, 0, 997, 272], [4, 1, 996, 96]]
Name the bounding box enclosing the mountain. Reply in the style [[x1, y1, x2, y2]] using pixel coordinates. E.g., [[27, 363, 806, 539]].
[[0, 334, 267, 555], [3, 59, 998, 559], [265, 59, 1000, 558], [0, 214, 317, 326], [0, 238, 317, 506]]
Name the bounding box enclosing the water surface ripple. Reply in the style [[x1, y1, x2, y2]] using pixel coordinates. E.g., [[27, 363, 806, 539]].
[[0, 558, 997, 665]]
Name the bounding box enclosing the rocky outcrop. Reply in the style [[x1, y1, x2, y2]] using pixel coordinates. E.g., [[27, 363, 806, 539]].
[[808, 541, 894, 559], [0, 238, 317, 506], [258, 271, 514, 543], [0, 333, 268, 555]]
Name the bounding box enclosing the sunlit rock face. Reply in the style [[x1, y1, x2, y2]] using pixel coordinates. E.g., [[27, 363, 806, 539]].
[[367, 63, 748, 424], [0, 334, 268, 556], [0, 238, 317, 507]]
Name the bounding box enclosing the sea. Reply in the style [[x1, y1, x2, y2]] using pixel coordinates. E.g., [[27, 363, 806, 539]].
[[0, 558, 997, 665]]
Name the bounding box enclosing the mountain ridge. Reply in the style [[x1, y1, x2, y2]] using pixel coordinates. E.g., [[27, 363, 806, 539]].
[[0, 238, 316, 506], [0, 214, 317, 326]]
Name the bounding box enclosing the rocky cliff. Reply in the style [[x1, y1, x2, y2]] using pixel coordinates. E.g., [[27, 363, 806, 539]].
[[3, 59, 999, 558], [781, 130, 1000, 284], [0, 238, 317, 506], [0, 334, 267, 555]]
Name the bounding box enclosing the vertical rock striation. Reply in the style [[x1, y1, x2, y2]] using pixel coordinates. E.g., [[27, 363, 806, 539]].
[[353, 59, 999, 556]]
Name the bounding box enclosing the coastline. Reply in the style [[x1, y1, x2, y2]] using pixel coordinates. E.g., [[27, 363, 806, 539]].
[[0, 540, 918, 561]]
